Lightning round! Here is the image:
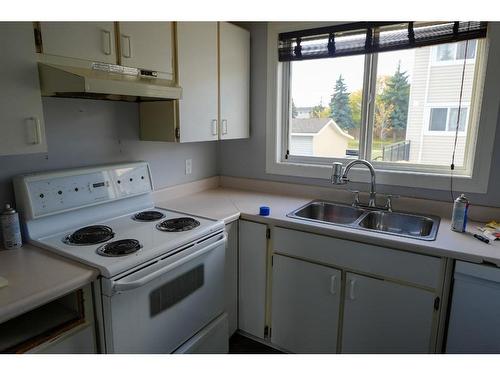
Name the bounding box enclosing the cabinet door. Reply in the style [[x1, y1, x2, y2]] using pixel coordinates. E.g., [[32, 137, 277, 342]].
[[238, 220, 267, 339], [341, 273, 436, 353], [40, 22, 116, 64], [118, 22, 173, 76], [176, 22, 218, 142], [0, 22, 46, 156], [27, 324, 96, 354], [219, 22, 250, 140], [271, 255, 341, 353]]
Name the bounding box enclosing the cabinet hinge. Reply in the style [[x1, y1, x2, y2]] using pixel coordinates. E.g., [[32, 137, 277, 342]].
[[434, 296, 440, 311], [266, 228, 271, 239], [175, 127, 180, 140], [264, 326, 272, 338], [271, 255, 274, 267], [285, 149, 290, 160], [33, 26, 43, 53]]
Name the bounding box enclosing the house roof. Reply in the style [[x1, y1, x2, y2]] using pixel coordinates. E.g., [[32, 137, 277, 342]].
[[291, 118, 354, 139], [292, 117, 333, 133], [291, 118, 333, 133]]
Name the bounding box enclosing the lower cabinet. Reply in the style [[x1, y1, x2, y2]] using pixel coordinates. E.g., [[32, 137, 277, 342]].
[[0, 285, 96, 353], [341, 272, 436, 353], [238, 220, 267, 339], [271, 255, 341, 353], [237, 223, 444, 353]]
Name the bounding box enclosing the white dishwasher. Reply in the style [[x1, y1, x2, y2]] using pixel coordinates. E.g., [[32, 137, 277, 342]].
[[446, 260, 500, 353]]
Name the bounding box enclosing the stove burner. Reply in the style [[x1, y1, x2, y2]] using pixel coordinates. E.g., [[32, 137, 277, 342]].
[[97, 239, 142, 257], [64, 225, 114, 245], [133, 210, 166, 222], [156, 217, 201, 232]]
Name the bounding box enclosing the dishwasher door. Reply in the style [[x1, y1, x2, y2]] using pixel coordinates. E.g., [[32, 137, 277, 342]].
[[446, 260, 500, 353]]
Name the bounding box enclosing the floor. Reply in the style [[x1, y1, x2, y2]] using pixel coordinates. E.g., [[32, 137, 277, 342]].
[[229, 333, 283, 354]]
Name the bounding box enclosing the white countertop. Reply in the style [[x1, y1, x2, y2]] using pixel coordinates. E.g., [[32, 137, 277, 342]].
[[2, 184, 497, 324], [157, 187, 500, 266], [0, 244, 98, 324]]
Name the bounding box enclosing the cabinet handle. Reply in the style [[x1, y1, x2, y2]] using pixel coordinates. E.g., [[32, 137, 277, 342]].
[[211, 120, 218, 136], [121, 34, 132, 58], [222, 119, 228, 135], [330, 275, 337, 295], [102, 30, 112, 55], [348, 278, 356, 300], [27, 117, 41, 145]]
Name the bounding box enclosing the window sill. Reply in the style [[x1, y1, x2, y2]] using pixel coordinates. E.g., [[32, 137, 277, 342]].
[[431, 59, 476, 67], [423, 131, 467, 136], [265, 159, 488, 193]]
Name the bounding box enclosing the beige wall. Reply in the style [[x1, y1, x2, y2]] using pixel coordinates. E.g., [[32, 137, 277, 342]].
[[313, 124, 350, 158]]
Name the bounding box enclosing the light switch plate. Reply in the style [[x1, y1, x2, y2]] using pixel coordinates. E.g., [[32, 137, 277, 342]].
[[185, 159, 192, 175]]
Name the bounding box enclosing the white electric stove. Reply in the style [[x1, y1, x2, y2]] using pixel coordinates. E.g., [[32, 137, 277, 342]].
[[13, 162, 228, 354]]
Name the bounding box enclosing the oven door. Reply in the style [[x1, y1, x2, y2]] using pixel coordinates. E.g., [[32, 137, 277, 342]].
[[101, 232, 226, 353]]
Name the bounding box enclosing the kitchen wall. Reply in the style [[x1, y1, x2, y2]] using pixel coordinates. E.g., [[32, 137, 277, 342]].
[[0, 97, 218, 206], [219, 22, 500, 208]]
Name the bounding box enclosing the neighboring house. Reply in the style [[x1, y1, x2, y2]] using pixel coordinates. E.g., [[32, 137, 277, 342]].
[[405, 40, 477, 166], [290, 118, 354, 158], [295, 106, 313, 119]]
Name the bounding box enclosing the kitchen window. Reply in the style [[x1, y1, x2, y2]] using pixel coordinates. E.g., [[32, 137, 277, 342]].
[[266, 21, 497, 192]]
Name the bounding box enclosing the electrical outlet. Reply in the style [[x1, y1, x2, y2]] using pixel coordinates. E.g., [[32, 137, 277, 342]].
[[185, 159, 192, 175]]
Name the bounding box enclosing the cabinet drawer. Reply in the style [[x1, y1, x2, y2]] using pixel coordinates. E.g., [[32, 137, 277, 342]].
[[273, 227, 442, 289]]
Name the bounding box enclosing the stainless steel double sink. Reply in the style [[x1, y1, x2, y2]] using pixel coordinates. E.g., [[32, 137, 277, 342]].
[[287, 200, 440, 241]]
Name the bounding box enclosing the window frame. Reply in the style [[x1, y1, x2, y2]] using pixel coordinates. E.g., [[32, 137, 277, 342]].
[[431, 40, 478, 66], [266, 22, 498, 193], [424, 104, 470, 135], [282, 42, 480, 173]]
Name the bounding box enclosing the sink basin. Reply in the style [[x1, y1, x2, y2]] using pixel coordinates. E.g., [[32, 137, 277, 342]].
[[358, 211, 438, 240], [287, 200, 440, 241], [290, 201, 365, 225]]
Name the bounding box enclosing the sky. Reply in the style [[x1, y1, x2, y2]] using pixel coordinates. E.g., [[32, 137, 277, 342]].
[[291, 49, 415, 108]]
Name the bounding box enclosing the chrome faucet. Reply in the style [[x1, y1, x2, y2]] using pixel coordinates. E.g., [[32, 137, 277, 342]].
[[331, 159, 377, 207]]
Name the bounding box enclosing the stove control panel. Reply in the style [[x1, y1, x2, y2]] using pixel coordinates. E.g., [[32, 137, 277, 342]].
[[14, 162, 153, 219]]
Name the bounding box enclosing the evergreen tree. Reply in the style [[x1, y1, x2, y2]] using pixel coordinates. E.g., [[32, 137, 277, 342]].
[[329, 75, 354, 131], [291, 99, 298, 119], [379, 62, 410, 138]]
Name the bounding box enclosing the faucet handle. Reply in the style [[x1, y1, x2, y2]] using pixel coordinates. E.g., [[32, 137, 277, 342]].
[[384, 194, 400, 212], [349, 190, 360, 207]]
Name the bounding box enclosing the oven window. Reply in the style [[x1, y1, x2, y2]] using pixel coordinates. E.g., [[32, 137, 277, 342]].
[[150, 265, 204, 317]]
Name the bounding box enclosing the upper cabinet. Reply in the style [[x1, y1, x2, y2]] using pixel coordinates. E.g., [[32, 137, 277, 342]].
[[0, 22, 46, 156], [118, 22, 173, 77], [219, 22, 250, 140], [176, 22, 219, 142], [39, 22, 117, 64], [38, 22, 174, 80], [139, 22, 250, 143]]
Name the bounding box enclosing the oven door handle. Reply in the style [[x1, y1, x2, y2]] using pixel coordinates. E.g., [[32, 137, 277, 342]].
[[112, 234, 227, 292]]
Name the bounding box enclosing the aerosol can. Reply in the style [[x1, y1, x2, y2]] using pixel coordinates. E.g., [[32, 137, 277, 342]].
[[451, 194, 469, 233], [1, 204, 22, 250]]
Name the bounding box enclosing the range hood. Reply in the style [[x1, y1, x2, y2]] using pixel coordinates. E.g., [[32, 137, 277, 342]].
[[38, 63, 182, 102]]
